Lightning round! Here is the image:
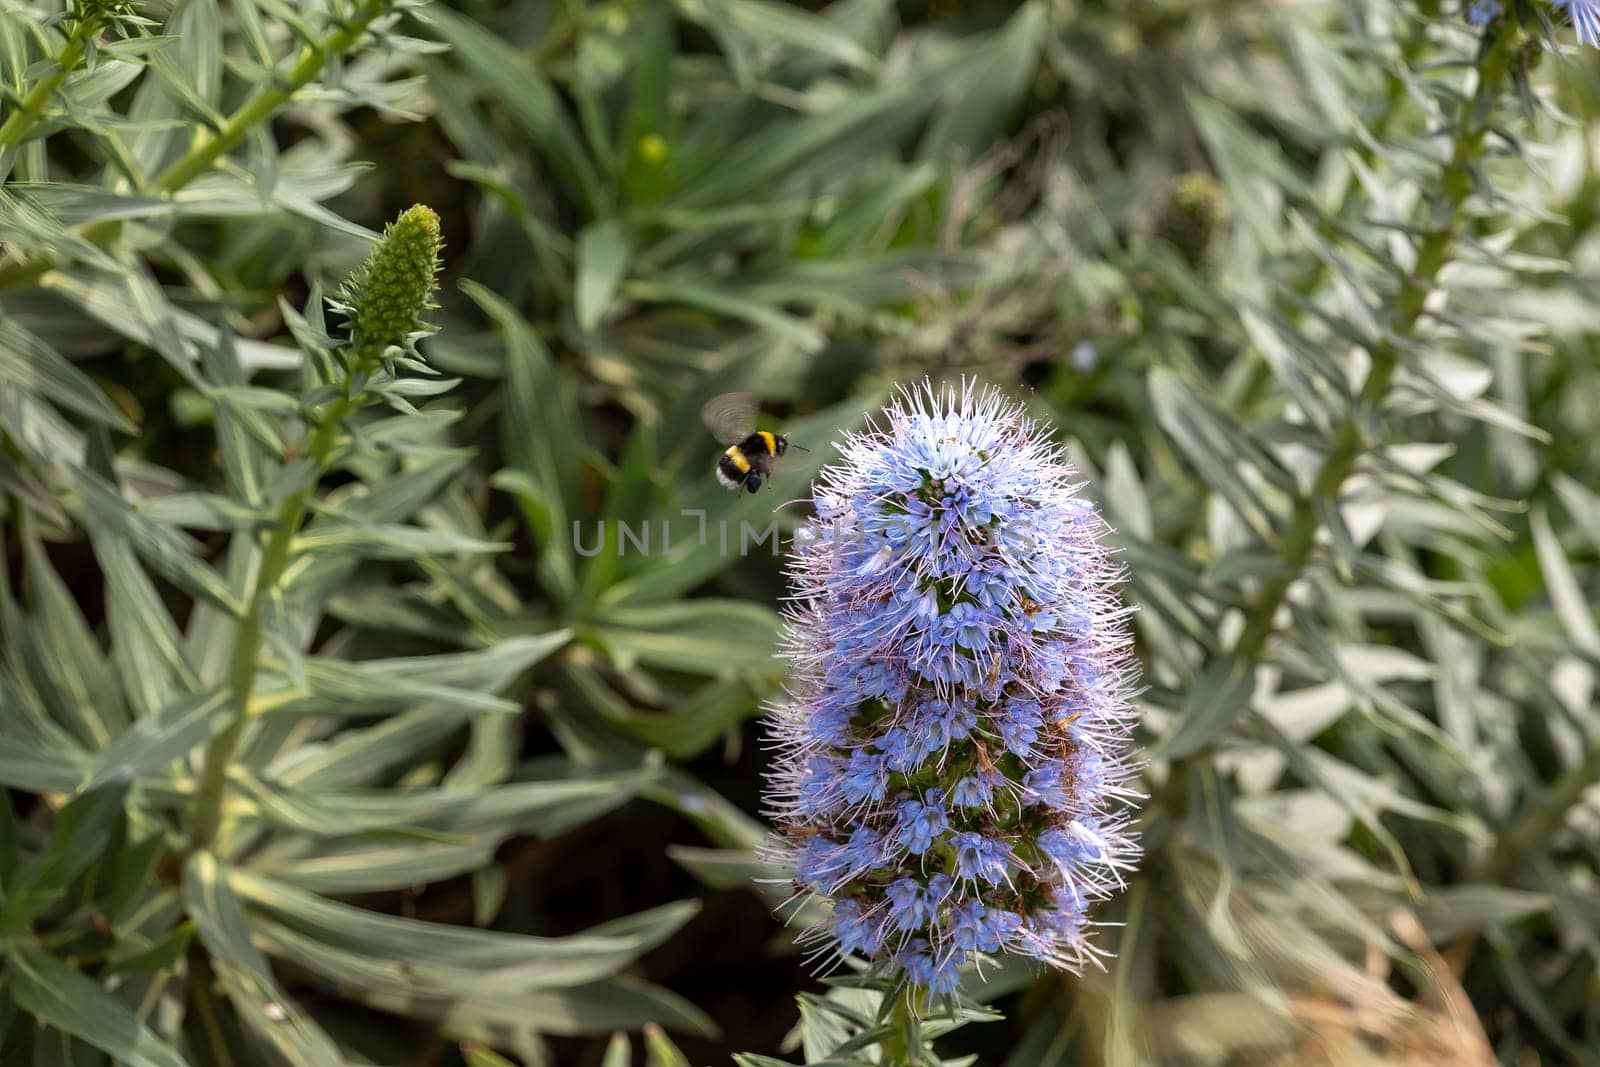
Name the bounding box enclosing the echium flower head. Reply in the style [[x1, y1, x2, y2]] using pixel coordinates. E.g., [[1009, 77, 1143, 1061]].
[[766, 381, 1140, 1001]]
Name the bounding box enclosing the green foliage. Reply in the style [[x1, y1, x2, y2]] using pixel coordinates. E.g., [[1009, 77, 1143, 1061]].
[[1, 0, 1599, 1064]]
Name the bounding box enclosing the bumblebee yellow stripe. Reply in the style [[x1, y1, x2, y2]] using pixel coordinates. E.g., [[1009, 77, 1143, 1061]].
[[757, 430, 776, 454], [724, 445, 750, 472]]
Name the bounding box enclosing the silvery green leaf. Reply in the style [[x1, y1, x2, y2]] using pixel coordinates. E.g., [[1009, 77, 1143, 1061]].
[[0, 725, 88, 795], [231, 866, 697, 991], [16, 517, 126, 746], [182, 852, 347, 1066], [417, 6, 602, 215], [586, 599, 781, 677], [290, 518, 509, 561], [0, 316, 135, 432], [72, 470, 242, 615], [85, 686, 229, 789], [917, 2, 1045, 162], [1154, 656, 1256, 761], [239, 764, 653, 840], [467, 282, 581, 603], [1416, 886, 1553, 941], [138, 492, 271, 531], [342, 973, 716, 1041], [1531, 507, 1600, 661], [251, 838, 499, 895], [574, 219, 633, 334]]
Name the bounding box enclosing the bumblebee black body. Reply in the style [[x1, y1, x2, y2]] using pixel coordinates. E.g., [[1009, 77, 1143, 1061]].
[[716, 430, 789, 494]]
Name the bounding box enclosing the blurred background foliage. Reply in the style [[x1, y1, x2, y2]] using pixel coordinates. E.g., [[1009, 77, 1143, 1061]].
[[1, 0, 1599, 1064]]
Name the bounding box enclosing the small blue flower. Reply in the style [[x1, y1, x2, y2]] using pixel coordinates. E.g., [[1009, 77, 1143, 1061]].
[[841, 750, 888, 804], [887, 873, 954, 932], [794, 836, 845, 890], [876, 727, 921, 773], [1039, 818, 1105, 869], [951, 831, 1011, 886], [896, 791, 950, 854], [949, 770, 998, 809], [902, 940, 964, 996], [833, 898, 886, 955], [797, 757, 845, 816], [840, 825, 892, 876], [938, 602, 993, 650], [1466, 0, 1502, 25], [997, 698, 1043, 757], [1022, 765, 1070, 810], [920, 699, 978, 750], [806, 701, 855, 746], [949, 899, 999, 951]]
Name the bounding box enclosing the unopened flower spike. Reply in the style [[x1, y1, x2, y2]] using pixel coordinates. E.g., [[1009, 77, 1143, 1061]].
[[765, 381, 1142, 1005], [338, 203, 443, 364]]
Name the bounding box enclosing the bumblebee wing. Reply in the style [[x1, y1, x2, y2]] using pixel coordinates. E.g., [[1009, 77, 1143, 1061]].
[[701, 391, 760, 445]]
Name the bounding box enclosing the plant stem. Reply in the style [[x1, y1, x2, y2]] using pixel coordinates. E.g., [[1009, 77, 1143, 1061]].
[[1227, 20, 1517, 667], [1487, 735, 1600, 882], [879, 989, 922, 1067], [0, 0, 390, 294], [186, 948, 236, 1067], [186, 389, 359, 852], [0, 10, 100, 150]]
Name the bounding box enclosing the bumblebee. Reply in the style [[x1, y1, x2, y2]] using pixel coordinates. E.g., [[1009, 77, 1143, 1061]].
[[702, 392, 799, 494]]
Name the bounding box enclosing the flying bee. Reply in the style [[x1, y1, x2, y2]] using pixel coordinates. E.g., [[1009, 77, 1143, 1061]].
[[701, 391, 804, 494]]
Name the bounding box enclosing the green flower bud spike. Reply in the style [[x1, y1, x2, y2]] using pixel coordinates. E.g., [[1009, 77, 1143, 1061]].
[[1157, 172, 1226, 267], [340, 204, 443, 362]]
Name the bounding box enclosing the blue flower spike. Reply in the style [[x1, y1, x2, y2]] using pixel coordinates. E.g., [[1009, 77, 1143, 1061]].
[[767, 381, 1142, 1006]]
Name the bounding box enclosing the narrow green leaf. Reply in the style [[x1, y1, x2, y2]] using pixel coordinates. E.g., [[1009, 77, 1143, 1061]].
[[238, 765, 652, 841], [18, 518, 126, 746], [918, 2, 1046, 161], [1155, 656, 1256, 761], [467, 281, 579, 600], [575, 220, 633, 333], [5, 946, 189, 1067], [182, 852, 346, 1066], [0, 786, 125, 937], [1531, 507, 1600, 659], [264, 633, 569, 719], [588, 599, 781, 676], [0, 318, 135, 433], [643, 1023, 693, 1067], [231, 867, 699, 991], [86, 516, 201, 718], [1416, 886, 1552, 942], [1148, 366, 1286, 542], [418, 6, 602, 214], [85, 687, 229, 789], [74, 471, 242, 616]]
